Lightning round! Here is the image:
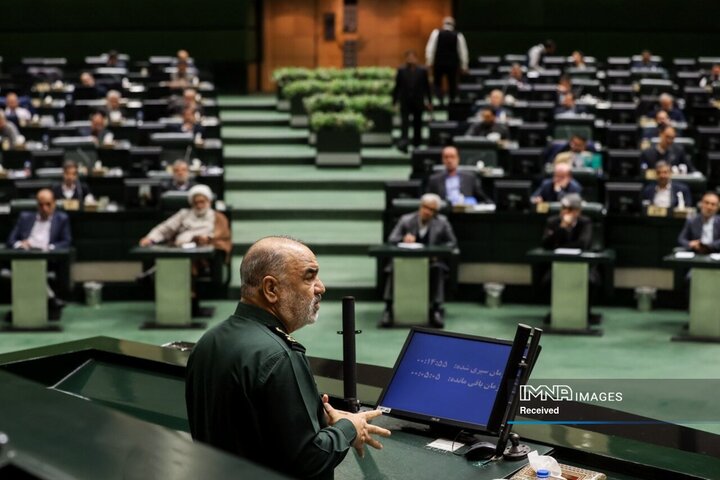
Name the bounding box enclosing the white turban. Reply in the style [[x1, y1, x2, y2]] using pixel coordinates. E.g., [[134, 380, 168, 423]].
[[188, 184, 213, 205]]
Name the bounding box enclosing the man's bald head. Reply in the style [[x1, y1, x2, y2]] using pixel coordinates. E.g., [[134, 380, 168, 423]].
[[36, 188, 55, 219], [240, 236, 325, 332]]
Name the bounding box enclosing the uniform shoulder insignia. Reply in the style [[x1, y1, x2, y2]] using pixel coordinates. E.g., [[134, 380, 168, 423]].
[[271, 326, 306, 352]]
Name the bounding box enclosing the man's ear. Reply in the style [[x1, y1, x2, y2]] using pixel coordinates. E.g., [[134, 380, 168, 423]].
[[261, 275, 279, 304]]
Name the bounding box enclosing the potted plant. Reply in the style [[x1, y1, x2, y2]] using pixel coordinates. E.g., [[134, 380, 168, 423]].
[[347, 95, 394, 146], [355, 67, 396, 81], [310, 111, 371, 167], [271, 68, 313, 110], [283, 79, 326, 127]]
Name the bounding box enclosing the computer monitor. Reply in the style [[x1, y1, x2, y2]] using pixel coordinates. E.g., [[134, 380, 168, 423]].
[[376, 328, 518, 434], [605, 124, 639, 149], [124, 178, 162, 208], [31, 149, 65, 171], [507, 148, 542, 176], [607, 149, 641, 178], [14, 179, 53, 199], [454, 136, 499, 167], [605, 182, 643, 214], [494, 180, 531, 212]]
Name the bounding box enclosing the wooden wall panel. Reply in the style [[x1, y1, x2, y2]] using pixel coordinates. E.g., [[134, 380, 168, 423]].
[[261, 0, 450, 92]]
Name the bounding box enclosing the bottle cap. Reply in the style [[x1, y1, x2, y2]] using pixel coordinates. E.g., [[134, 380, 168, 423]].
[[536, 469, 550, 478]]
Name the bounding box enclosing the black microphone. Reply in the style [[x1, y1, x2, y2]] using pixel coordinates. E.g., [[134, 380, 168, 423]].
[[341, 296, 360, 413]]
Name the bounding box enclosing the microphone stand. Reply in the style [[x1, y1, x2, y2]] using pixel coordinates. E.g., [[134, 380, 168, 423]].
[[338, 296, 361, 413]]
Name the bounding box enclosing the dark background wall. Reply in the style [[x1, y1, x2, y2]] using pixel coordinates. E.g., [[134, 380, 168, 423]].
[[1, 0, 258, 90], [456, 0, 720, 61]]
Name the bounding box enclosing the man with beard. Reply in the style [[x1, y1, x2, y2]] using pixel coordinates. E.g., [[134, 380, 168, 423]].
[[139, 184, 231, 316], [186, 236, 391, 479]]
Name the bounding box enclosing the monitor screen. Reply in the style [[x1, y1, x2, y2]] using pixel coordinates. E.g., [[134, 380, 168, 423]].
[[377, 328, 514, 433], [605, 182, 643, 214], [494, 180, 531, 212]]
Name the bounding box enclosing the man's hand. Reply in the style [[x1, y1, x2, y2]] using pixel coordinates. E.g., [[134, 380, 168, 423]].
[[402, 233, 417, 243], [16, 240, 31, 250], [322, 396, 391, 458], [139, 237, 153, 247], [194, 235, 211, 246], [531, 196, 542, 205], [688, 239, 702, 251]]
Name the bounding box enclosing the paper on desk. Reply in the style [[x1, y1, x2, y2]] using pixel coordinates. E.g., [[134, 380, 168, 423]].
[[554, 248, 582, 255], [397, 242, 424, 249], [426, 438, 464, 452], [471, 203, 497, 213], [675, 251, 695, 259], [710, 253, 720, 261]]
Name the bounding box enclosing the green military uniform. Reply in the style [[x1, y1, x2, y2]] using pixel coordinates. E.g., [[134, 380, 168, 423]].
[[186, 302, 356, 479]]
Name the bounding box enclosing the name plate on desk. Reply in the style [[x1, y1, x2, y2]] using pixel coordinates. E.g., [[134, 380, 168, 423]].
[[61, 199, 80, 211], [536, 202, 550, 214], [646, 205, 667, 217], [397, 242, 424, 249], [672, 207, 695, 219], [645, 169, 657, 180], [675, 251, 695, 259]]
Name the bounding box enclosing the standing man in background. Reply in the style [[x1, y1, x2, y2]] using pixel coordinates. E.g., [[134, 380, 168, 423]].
[[528, 39, 556, 70], [425, 16, 469, 105], [393, 50, 432, 153]]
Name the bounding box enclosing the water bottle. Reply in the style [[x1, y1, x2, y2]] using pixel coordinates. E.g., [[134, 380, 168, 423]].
[[536, 469, 550, 479], [57, 111, 65, 125], [42, 134, 50, 150], [136, 110, 144, 125], [23, 160, 32, 175]]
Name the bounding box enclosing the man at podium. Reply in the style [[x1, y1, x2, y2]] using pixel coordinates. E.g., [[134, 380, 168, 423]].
[[382, 193, 457, 328]]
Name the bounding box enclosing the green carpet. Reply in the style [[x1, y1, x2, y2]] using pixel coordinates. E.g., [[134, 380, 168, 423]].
[[217, 95, 276, 109], [221, 126, 308, 141], [231, 219, 382, 246], [226, 190, 384, 211], [225, 165, 409, 182]]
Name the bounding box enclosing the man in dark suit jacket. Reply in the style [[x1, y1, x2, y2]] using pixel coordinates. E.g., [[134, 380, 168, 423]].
[[382, 193, 457, 328], [392, 50, 432, 152], [640, 127, 695, 172], [466, 109, 510, 140], [541, 194, 592, 250], [6, 189, 72, 319], [51, 160, 92, 203], [161, 159, 196, 193], [426, 146, 490, 205], [640, 161, 692, 209], [531, 163, 583, 203], [678, 191, 720, 254]]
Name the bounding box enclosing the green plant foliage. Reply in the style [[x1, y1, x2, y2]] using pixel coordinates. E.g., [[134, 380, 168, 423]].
[[310, 111, 372, 132], [303, 94, 349, 114], [345, 95, 394, 113], [282, 79, 327, 99], [355, 67, 396, 80], [271, 67, 314, 85]]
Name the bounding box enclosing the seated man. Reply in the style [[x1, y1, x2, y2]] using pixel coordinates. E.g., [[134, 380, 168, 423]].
[[80, 111, 113, 145], [139, 185, 231, 316], [51, 160, 94, 204], [678, 191, 720, 254], [169, 88, 203, 117], [0, 111, 22, 149], [169, 60, 199, 88], [4, 93, 32, 127], [6, 189, 72, 320], [632, 49, 660, 70], [640, 161, 691, 209], [103, 90, 125, 123], [552, 135, 599, 170], [640, 127, 695, 172], [382, 193, 457, 328], [79, 72, 107, 98], [161, 159, 196, 192], [641, 110, 671, 140], [569, 50, 588, 69], [700, 64, 720, 87], [178, 107, 205, 137], [426, 145, 490, 205], [554, 92, 586, 116], [541, 193, 592, 250], [466, 108, 510, 140], [507, 62, 526, 86], [531, 163, 583, 204], [487, 89, 511, 122], [105, 50, 126, 68], [651, 93, 686, 123]]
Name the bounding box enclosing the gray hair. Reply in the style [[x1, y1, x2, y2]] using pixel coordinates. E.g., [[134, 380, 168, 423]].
[[420, 193, 442, 210], [240, 236, 305, 298], [106, 90, 121, 100], [173, 159, 189, 168]]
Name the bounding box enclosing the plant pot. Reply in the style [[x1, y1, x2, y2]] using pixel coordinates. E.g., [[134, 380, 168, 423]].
[[316, 128, 361, 167], [362, 109, 393, 146], [289, 95, 308, 127]]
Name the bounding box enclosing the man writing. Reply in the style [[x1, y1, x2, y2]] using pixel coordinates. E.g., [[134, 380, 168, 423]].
[[186, 236, 390, 479], [382, 193, 458, 328]]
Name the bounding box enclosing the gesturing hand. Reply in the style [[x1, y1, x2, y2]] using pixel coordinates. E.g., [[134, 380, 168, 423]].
[[322, 395, 391, 458]]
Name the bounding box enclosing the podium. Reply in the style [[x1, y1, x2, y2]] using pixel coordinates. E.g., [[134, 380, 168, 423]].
[[664, 253, 720, 342], [130, 246, 215, 329], [527, 248, 614, 335], [0, 248, 71, 331], [369, 245, 456, 325]]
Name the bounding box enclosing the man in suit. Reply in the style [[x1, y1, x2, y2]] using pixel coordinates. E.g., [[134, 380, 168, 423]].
[[393, 50, 432, 152], [640, 127, 695, 172], [678, 191, 720, 254], [382, 193, 458, 328], [161, 159, 196, 192], [426, 145, 490, 205], [466, 109, 510, 140], [425, 17, 469, 104], [527, 39, 556, 70], [651, 93, 686, 123], [641, 161, 692, 209], [531, 163, 583, 204], [79, 111, 113, 146], [6, 189, 72, 319], [51, 160, 93, 203], [541, 193, 592, 250]]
